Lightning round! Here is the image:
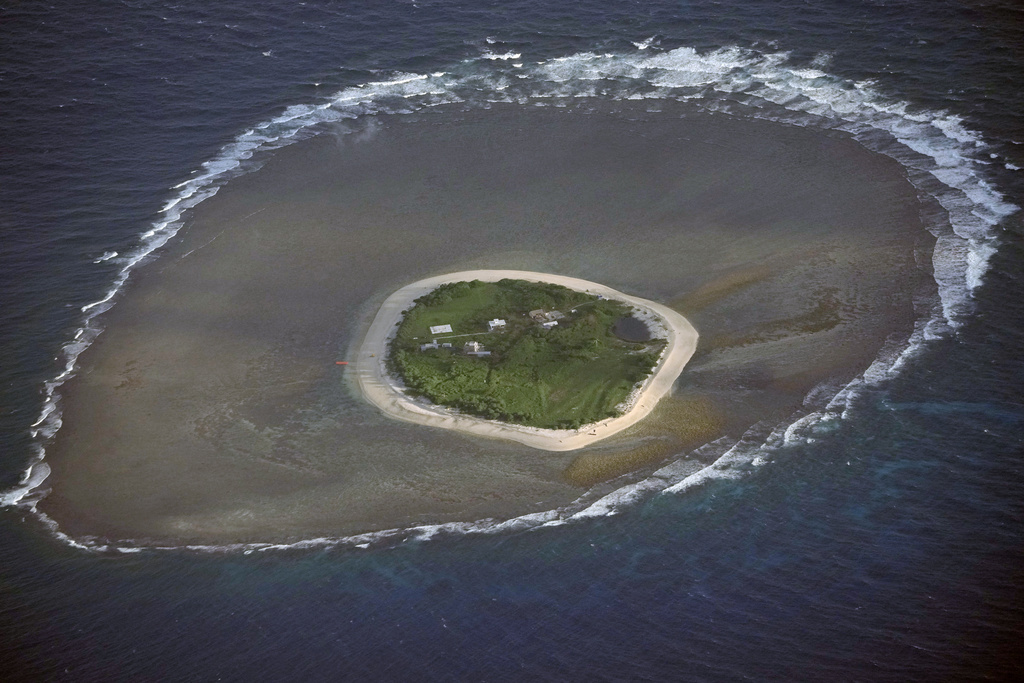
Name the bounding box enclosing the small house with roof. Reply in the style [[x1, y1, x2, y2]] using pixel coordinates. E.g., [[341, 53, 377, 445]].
[[463, 341, 491, 357], [530, 309, 565, 323], [419, 339, 453, 352], [488, 318, 506, 331]]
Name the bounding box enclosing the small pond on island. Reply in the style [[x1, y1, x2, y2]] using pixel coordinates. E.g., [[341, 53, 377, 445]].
[[612, 315, 652, 342]]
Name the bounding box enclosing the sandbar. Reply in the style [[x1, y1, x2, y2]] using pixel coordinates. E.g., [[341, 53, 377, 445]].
[[354, 270, 698, 451]]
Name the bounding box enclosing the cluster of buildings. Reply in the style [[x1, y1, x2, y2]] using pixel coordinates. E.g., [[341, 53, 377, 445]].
[[529, 309, 564, 329], [418, 310, 565, 356], [418, 339, 453, 352], [418, 339, 491, 356]]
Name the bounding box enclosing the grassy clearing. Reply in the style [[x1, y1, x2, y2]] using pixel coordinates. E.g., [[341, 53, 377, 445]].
[[387, 279, 665, 429]]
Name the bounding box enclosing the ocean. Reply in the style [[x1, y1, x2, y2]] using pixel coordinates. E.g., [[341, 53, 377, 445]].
[[2, 0, 1023, 679]]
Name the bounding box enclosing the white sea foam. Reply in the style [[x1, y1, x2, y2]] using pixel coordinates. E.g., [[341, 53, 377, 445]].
[[0, 460, 50, 507], [632, 36, 657, 51], [4, 42, 1018, 551], [481, 51, 521, 61]]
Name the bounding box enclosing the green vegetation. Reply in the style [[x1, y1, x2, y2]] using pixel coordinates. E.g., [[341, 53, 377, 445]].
[[387, 279, 666, 429]]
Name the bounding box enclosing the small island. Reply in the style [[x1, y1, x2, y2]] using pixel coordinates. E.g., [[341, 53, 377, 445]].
[[388, 279, 665, 429], [353, 270, 698, 451]]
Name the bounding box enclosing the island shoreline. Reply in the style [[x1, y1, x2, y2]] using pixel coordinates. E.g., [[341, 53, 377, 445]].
[[353, 270, 699, 451]]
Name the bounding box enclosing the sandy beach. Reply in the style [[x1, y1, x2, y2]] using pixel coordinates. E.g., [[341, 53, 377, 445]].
[[354, 270, 699, 451]]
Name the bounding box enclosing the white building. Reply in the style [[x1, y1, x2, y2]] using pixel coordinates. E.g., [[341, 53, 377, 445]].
[[429, 324, 453, 335], [541, 321, 558, 329], [464, 341, 491, 357], [488, 318, 506, 331]]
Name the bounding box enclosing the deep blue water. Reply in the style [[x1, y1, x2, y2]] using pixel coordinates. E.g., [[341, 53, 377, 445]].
[[2, 0, 1024, 679]]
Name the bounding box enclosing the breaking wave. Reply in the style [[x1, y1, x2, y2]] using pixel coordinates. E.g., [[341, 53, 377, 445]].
[[3, 44, 1018, 551]]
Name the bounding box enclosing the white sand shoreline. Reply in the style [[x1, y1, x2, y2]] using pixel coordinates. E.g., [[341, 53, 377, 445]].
[[353, 270, 698, 452]]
